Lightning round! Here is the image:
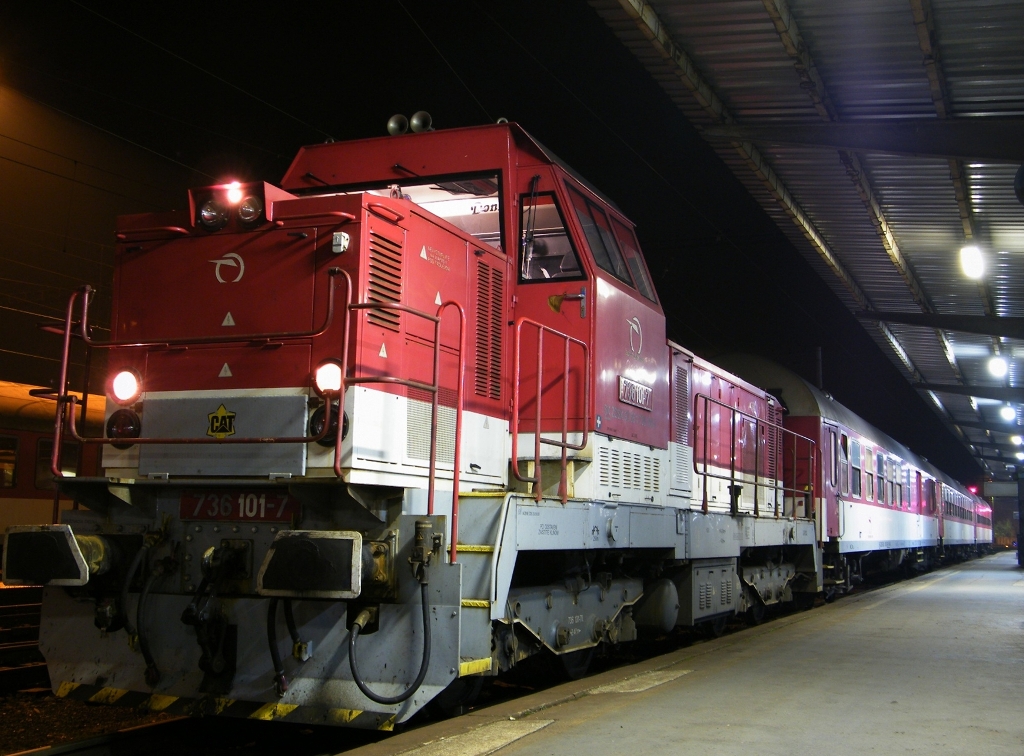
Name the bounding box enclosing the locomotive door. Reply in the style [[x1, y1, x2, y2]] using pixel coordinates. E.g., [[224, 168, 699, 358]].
[[824, 424, 841, 539], [512, 175, 592, 442]]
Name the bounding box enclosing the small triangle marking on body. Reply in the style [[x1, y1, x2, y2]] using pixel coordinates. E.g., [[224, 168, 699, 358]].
[[219, 363, 233, 378], [420, 246, 428, 260], [222, 312, 235, 327], [435, 291, 442, 306], [379, 343, 388, 358]]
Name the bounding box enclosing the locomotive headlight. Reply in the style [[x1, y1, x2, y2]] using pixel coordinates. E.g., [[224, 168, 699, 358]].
[[237, 195, 264, 225], [198, 199, 228, 230], [314, 361, 343, 394], [110, 370, 141, 404], [226, 181, 243, 204]]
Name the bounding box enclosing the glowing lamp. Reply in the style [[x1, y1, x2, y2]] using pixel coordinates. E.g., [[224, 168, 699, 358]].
[[1000, 405, 1016, 421], [988, 356, 1008, 378], [314, 361, 343, 393], [226, 181, 243, 204], [111, 370, 141, 404], [960, 245, 984, 279]]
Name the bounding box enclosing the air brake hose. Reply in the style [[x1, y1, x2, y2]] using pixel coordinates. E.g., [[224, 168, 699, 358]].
[[283, 599, 301, 647], [267, 598, 288, 695], [120, 544, 149, 638], [348, 582, 431, 705], [137, 549, 177, 684]]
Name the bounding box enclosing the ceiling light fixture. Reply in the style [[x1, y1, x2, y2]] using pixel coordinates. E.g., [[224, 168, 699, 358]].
[[960, 245, 984, 279], [988, 356, 1008, 378], [1000, 405, 1016, 421]]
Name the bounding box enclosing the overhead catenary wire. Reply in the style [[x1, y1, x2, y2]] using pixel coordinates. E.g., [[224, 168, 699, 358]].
[[68, 0, 334, 142], [395, 0, 494, 124], [0, 58, 292, 162]]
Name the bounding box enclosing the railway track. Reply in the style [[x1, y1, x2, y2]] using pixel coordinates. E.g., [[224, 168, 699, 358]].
[[7, 717, 188, 756]]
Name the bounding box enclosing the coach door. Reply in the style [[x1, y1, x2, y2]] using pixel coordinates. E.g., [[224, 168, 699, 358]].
[[824, 424, 841, 539]]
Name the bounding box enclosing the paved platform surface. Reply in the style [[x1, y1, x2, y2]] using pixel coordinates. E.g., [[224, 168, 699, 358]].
[[345, 551, 1024, 756]]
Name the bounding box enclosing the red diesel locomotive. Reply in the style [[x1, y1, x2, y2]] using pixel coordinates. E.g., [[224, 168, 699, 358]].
[[2, 120, 988, 728]]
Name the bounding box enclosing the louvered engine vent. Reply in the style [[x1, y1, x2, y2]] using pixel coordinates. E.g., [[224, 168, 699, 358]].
[[474, 260, 503, 400], [598, 446, 661, 492], [367, 231, 403, 331], [673, 364, 690, 445]]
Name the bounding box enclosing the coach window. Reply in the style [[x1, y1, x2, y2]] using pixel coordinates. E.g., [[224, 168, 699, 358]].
[[519, 192, 584, 281], [565, 184, 633, 285], [894, 465, 903, 508], [876, 452, 886, 504], [35, 439, 79, 489], [864, 450, 874, 500], [850, 441, 862, 497], [0, 436, 16, 488]]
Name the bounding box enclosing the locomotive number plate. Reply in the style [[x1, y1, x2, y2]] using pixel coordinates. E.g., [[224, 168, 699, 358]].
[[180, 491, 299, 522]]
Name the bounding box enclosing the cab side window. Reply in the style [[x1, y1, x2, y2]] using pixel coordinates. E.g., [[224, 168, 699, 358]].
[[565, 184, 633, 285], [610, 218, 657, 302], [519, 192, 584, 282]]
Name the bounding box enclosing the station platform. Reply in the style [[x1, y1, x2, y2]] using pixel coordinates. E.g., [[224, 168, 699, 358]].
[[347, 552, 1023, 756]]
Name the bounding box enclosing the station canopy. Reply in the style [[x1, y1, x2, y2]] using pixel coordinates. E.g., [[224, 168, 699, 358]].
[[591, 0, 1024, 479]]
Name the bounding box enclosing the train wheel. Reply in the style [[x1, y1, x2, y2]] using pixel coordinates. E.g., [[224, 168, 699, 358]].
[[709, 616, 728, 637], [559, 647, 595, 680]]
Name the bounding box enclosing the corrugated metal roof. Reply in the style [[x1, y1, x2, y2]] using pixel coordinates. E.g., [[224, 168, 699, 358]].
[[591, 0, 1024, 478]]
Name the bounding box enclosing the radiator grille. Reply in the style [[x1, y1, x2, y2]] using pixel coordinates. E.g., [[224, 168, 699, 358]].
[[766, 404, 782, 480], [699, 582, 709, 610], [598, 445, 662, 493], [721, 579, 733, 606], [673, 364, 690, 445], [406, 387, 457, 464], [367, 231, 403, 331], [474, 260, 503, 400]]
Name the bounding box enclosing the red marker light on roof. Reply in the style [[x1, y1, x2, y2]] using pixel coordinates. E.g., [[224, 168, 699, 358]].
[[967, 485, 978, 494], [226, 181, 243, 204]]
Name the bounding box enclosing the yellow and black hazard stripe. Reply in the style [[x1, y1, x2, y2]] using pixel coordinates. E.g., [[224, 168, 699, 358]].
[[55, 681, 396, 731]]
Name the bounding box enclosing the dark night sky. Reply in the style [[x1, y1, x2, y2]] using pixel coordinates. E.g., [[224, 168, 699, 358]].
[[0, 0, 981, 482]]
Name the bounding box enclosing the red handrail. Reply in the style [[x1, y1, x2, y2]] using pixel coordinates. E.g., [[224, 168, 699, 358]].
[[510, 317, 590, 504], [333, 300, 466, 544], [692, 392, 816, 519], [73, 268, 348, 349]]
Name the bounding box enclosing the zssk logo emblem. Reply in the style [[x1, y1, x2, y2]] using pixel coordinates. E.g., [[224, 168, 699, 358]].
[[209, 252, 245, 283], [627, 316, 643, 355], [207, 404, 236, 438]]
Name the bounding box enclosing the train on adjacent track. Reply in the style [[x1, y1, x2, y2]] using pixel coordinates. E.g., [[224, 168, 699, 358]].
[[2, 119, 991, 730]]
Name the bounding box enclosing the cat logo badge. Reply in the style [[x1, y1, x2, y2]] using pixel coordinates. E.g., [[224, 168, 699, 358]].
[[209, 252, 245, 283], [207, 404, 236, 438]]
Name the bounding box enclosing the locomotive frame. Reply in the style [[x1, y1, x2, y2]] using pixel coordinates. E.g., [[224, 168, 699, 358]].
[[2, 122, 990, 728]]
